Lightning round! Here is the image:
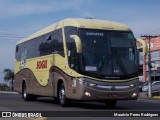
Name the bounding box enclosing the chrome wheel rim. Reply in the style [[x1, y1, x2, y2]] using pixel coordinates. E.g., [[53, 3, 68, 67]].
[[23, 87, 27, 98], [59, 87, 65, 104]]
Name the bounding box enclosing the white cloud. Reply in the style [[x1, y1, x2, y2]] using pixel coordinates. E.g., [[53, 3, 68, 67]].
[[0, 3, 58, 18], [0, 0, 82, 19]]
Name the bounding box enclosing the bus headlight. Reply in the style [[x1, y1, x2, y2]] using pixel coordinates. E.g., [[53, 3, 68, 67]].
[[78, 78, 96, 88], [129, 83, 138, 88], [129, 84, 135, 88], [132, 93, 137, 98], [85, 82, 96, 87]]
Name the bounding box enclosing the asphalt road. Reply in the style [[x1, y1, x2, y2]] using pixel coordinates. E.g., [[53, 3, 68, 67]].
[[0, 92, 160, 120]]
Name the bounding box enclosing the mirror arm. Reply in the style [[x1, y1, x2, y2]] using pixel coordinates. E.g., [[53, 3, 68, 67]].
[[70, 35, 82, 53]]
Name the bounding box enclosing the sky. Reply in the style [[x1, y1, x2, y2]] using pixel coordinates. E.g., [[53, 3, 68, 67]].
[[0, 0, 160, 82]]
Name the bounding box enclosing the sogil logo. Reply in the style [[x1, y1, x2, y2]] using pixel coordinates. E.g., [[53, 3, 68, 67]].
[[36, 60, 47, 69]]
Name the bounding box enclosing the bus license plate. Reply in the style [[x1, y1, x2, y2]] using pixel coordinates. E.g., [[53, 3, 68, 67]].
[[108, 93, 118, 98]]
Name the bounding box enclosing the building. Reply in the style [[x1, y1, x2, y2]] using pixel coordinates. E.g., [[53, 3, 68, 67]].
[[137, 35, 160, 82], [144, 35, 160, 82]]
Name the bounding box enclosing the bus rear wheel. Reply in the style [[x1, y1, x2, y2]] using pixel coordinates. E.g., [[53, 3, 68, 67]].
[[105, 100, 117, 108], [22, 83, 36, 101], [58, 83, 70, 107]]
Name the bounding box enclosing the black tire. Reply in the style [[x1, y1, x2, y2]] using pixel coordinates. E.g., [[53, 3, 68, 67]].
[[22, 83, 28, 100], [105, 100, 117, 108], [22, 83, 37, 101], [58, 83, 70, 107]]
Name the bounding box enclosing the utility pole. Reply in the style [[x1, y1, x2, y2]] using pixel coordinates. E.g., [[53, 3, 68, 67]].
[[141, 35, 158, 97]]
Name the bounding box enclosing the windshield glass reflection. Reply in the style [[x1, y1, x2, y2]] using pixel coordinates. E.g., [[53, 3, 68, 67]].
[[79, 29, 138, 79]]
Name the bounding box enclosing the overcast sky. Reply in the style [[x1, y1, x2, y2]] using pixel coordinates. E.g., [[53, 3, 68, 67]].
[[0, 0, 160, 82]]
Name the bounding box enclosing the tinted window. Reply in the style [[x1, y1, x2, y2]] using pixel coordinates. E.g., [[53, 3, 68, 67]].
[[79, 29, 138, 79], [15, 28, 64, 61], [64, 26, 78, 69], [39, 29, 64, 56], [51, 29, 64, 55], [110, 32, 134, 47], [64, 26, 77, 51]]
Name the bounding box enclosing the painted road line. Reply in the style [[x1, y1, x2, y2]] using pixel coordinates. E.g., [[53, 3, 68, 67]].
[[153, 96, 160, 99], [0, 91, 19, 94], [29, 117, 48, 120]]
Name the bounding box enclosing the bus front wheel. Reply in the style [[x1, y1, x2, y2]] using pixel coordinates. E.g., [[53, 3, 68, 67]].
[[105, 100, 117, 108], [58, 83, 70, 107]]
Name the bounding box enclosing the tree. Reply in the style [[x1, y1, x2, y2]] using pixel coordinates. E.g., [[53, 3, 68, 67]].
[[3, 69, 14, 91]]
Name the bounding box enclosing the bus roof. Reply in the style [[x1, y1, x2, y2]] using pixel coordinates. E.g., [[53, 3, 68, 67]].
[[17, 18, 131, 44]]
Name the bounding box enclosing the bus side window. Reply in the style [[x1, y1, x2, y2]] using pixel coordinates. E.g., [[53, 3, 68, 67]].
[[16, 45, 19, 52], [45, 34, 51, 41], [52, 39, 59, 53], [16, 44, 21, 61], [51, 29, 64, 56], [39, 34, 53, 56]]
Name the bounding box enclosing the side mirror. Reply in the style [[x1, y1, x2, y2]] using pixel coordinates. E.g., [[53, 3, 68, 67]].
[[70, 35, 82, 53], [136, 38, 148, 56]]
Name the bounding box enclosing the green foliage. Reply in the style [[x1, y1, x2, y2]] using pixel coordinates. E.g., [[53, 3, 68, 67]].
[[3, 69, 14, 81]]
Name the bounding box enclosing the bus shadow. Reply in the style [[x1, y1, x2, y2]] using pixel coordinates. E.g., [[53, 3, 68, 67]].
[[69, 101, 129, 110], [36, 97, 129, 110]]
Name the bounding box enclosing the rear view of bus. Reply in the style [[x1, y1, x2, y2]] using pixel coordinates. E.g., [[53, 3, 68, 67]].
[[14, 18, 139, 108]]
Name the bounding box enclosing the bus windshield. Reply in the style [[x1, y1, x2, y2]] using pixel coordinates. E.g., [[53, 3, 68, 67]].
[[79, 29, 138, 79]]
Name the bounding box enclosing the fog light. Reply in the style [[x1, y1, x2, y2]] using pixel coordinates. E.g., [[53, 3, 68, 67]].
[[132, 93, 137, 97], [85, 92, 91, 97], [130, 84, 135, 88]]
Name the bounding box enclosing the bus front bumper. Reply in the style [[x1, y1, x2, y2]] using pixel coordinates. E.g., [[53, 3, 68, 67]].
[[71, 78, 139, 101]]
